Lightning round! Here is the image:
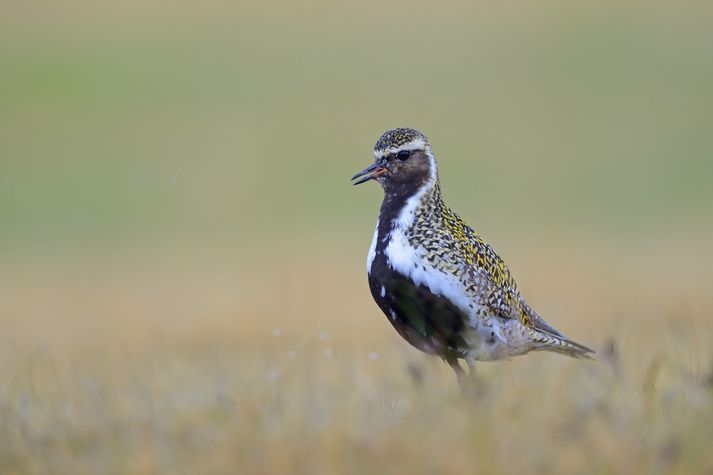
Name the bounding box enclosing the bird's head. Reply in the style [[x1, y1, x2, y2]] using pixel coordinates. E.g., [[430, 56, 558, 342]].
[[351, 128, 437, 192]]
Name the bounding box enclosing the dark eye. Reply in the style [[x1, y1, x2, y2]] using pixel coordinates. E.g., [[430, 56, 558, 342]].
[[396, 150, 411, 160]]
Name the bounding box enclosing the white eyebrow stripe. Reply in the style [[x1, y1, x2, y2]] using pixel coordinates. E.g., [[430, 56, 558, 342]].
[[373, 138, 427, 159]]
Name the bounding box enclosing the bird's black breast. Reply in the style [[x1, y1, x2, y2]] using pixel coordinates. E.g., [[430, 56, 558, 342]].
[[368, 254, 468, 358]]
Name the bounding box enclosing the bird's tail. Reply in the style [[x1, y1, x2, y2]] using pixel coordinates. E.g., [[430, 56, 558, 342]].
[[521, 302, 595, 360], [537, 337, 596, 360]]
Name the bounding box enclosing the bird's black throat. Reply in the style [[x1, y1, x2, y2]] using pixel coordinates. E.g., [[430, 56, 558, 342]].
[[374, 175, 436, 255]]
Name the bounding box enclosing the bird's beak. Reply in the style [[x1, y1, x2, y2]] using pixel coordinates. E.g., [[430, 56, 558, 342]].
[[351, 161, 389, 186]]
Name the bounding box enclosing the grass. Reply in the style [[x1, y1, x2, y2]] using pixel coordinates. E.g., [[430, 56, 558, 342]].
[[1, 242, 712, 474]]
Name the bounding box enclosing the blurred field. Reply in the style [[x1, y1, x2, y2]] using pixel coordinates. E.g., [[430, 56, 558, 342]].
[[2, 0, 713, 474]]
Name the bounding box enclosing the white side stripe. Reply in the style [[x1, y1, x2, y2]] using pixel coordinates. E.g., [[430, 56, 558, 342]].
[[366, 219, 379, 274]]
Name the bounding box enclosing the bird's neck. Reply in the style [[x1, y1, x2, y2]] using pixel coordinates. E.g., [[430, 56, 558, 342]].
[[377, 178, 443, 242]]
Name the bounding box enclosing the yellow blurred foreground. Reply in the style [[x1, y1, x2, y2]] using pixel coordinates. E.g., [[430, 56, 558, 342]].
[[2, 240, 712, 474]]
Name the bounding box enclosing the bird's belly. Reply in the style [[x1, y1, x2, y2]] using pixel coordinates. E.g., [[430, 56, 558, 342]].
[[367, 266, 471, 358], [368, 268, 530, 361]]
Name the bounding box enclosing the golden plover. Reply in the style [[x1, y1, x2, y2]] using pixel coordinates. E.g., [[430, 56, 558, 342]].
[[352, 128, 593, 385]]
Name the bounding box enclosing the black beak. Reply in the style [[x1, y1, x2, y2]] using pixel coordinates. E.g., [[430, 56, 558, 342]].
[[351, 162, 389, 185]]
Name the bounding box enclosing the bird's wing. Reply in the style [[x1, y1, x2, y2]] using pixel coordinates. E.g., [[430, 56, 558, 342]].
[[467, 239, 529, 324], [441, 207, 561, 328], [455, 219, 543, 328], [447, 218, 528, 323]]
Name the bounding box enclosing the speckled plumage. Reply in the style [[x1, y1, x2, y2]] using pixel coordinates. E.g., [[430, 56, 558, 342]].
[[374, 128, 426, 152], [353, 128, 593, 380]]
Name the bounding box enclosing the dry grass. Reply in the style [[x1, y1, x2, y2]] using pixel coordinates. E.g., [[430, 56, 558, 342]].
[[2, 241, 712, 475]]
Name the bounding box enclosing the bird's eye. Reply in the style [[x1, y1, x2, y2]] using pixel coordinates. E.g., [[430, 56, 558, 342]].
[[396, 150, 411, 160]]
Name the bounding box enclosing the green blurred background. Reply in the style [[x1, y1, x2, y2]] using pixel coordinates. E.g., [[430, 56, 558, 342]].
[[3, 0, 712, 259]]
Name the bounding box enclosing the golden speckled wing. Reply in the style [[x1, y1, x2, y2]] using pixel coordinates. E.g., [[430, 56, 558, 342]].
[[452, 218, 531, 325]]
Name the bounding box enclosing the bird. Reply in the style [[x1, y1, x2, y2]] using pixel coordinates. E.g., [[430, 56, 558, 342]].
[[351, 128, 594, 386]]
